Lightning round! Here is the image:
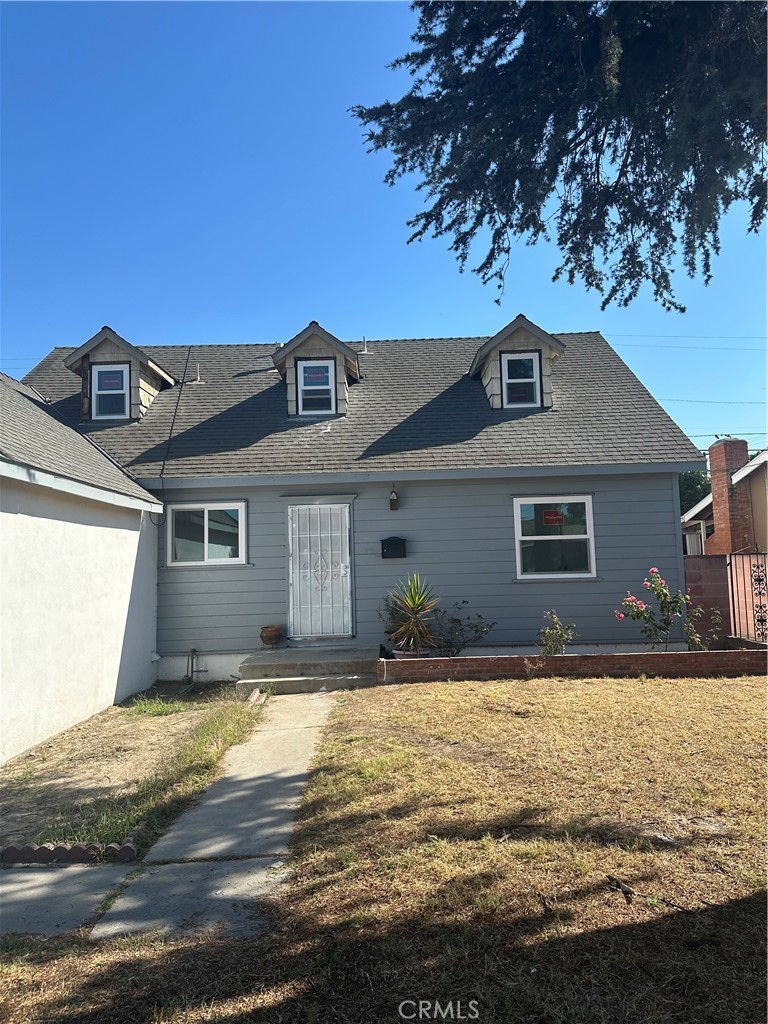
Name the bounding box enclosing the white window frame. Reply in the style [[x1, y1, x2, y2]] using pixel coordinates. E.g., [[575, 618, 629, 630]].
[[166, 501, 247, 567], [513, 494, 596, 580], [297, 358, 336, 416], [91, 362, 130, 420], [501, 351, 541, 409]]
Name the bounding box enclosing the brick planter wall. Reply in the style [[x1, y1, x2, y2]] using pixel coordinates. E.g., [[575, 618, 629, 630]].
[[376, 649, 766, 684]]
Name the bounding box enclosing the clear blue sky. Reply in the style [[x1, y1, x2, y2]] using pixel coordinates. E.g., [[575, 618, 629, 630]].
[[2, 1, 766, 456]]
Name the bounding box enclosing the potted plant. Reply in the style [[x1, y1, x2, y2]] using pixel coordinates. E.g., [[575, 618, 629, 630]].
[[260, 624, 283, 648], [381, 573, 439, 657]]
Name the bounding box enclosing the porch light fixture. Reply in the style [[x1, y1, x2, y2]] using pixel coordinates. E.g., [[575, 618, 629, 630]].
[[389, 486, 399, 511]]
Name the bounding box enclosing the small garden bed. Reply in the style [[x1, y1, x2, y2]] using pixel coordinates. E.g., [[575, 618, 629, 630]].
[[376, 647, 767, 683]]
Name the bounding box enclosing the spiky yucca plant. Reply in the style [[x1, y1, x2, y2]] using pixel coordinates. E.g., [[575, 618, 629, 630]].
[[387, 573, 439, 654]]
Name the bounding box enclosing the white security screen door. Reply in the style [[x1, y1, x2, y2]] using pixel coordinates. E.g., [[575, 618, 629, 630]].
[[288, 504, 352, 637]]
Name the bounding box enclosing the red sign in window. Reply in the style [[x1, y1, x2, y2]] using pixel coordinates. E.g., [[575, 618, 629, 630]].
[[543, 509, 564, 526], [99, 372, 123, 390], [304, 366, 329, 386]]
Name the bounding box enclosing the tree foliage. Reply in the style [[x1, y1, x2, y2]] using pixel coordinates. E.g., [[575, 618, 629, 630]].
[[353, 1, 767, 311], [679, 469, 711, 514]]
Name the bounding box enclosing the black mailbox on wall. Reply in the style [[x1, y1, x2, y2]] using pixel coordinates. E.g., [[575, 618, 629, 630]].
[[381, 536, 407, 559]]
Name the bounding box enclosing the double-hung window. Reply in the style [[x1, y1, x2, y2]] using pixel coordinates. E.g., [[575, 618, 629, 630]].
[[513, 496, 596, 579], [297, 359, 336, 414], [501, 352, 541, 409], [167, 502, 247, 566], [91, 363, 129, 419]]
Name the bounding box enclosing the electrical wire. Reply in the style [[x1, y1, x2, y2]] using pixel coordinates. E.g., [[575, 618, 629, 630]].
[[149, 345, 192, 527]]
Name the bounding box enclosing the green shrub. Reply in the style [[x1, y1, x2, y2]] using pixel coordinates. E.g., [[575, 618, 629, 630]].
[[536, 609, 578, 656], [431, 601, 496, 656]]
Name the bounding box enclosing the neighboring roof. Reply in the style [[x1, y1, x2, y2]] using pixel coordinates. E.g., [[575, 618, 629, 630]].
[[0, 373, 160, 504], [63, 325, 176, 386], [23, 331, 703, 481], [273, 321, 360, 379], [681, 449, 768, 523], [469, 314, 566, 377]]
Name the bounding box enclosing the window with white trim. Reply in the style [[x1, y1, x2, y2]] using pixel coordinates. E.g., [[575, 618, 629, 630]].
[[297, 359, 336, 414], [501, 352, 541, 408], [91, 363, 129, 419], [167, 502, 247, 566], [513, 495, 596, 579]]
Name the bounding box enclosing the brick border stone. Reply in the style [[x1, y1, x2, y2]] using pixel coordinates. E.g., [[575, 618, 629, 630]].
[[376, 648, 766, 684], [0, 839, 137, 865]]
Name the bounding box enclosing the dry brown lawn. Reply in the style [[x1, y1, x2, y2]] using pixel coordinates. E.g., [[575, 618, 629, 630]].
[[1, 676, 765, 1024]]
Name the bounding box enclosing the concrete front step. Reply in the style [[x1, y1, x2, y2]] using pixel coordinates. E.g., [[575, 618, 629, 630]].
[[236, 674, 376, 697], [239, 647, 377, 680]]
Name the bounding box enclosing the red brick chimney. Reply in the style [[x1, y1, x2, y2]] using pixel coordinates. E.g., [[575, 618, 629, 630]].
[[706, 439, 754, 554]]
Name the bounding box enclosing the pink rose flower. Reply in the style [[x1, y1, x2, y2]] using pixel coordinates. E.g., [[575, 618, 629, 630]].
[[660, 579, 666, 586], [649, 567, 659, 574], [615, 612, 625, 620], [643, 580, 651, 589]]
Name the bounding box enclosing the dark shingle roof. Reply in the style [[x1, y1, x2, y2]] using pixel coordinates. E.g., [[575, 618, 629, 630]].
[[0, 373, 158, 503], [22, 333, 702, 479]]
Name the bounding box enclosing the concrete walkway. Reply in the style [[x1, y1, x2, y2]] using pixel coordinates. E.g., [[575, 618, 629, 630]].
[[1, 692, 335, 940]]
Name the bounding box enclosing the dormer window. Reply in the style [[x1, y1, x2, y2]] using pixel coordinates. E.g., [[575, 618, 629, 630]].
[[91, 363, 129, 419], [297, 358, 336, 415], [501, 352, 541, 409]]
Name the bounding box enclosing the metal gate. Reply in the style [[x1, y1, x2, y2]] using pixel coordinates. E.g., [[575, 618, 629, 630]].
[[288, 504, 352, 638], [728, 552, 767, 642]]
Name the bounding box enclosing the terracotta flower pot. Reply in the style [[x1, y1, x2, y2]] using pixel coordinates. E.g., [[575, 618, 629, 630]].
[[260, 624, 283, 649]]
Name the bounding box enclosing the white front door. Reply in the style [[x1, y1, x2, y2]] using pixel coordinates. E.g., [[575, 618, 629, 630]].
[[288, 504, 352, 638]]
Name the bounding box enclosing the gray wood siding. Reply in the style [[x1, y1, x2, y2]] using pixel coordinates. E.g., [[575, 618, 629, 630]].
[[155, 474, 684, 654]]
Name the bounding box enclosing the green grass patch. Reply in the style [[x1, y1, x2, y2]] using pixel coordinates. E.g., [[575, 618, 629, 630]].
[[124, 695, 201, 716], [35, 700, 260, 854]]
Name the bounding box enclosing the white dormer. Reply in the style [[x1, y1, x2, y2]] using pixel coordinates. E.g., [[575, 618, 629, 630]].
[[468, 314, 565, 411], [63, 326, 175, 421], [272, 321, 360, 416]]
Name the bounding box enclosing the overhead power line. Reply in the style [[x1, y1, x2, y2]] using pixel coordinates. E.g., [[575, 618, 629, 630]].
[[616, 343, 764, 352], [608, 333, 766, 339], [660, 398, 765, 405]]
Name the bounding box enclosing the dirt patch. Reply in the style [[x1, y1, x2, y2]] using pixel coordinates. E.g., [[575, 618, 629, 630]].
[[0, 685, 233, 846]]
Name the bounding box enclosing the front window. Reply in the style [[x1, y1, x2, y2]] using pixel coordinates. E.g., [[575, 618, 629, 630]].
[[167, 502, 246, 566], [513, 496, 596, 579], [91, 363, 129, 419], [297, 359, 336, 415], [501, 352, 541, 409]]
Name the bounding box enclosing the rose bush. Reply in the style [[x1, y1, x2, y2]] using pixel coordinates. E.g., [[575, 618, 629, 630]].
[[615, 568, 688, 650]]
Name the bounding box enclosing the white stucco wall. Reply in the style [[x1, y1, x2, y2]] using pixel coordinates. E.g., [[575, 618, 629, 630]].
[[0, 477, 158, 763]]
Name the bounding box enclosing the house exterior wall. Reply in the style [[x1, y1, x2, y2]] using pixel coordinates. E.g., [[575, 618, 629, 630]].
[[0, 478, 158, 763], [154, 472, 684, 668], [749, 464, 767, 552]]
